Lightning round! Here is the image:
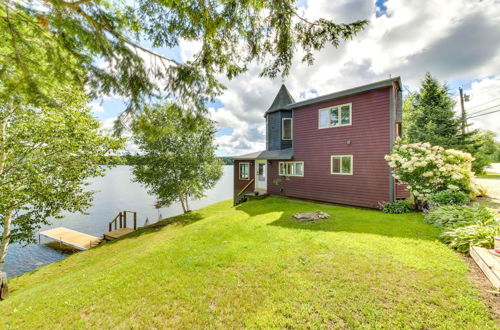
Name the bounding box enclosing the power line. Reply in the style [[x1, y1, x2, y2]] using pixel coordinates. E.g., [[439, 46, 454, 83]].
[[466, 103, 500, 117], [465, 96, 500, 112], [468, 108, 500, 119]]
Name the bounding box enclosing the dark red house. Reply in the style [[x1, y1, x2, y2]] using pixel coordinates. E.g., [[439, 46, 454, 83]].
[[233, 77, 408, 208]]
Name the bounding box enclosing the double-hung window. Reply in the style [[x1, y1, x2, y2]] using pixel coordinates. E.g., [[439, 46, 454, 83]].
[[282, 118, 293, 140], [331, 155, 353, 175], [279, 162, 304, 177], [239, 162, 250, 180], [319, 103, 352, 128]]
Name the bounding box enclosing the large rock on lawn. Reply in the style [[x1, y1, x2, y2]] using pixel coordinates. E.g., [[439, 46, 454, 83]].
[[292, 211, 331, 222]]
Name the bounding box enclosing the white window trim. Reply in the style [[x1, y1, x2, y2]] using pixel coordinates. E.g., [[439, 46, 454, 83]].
[[318, 103, 352, 129], [330, 155, 353, 175], [239, 162, 250, 180], [282, 118, 293, 140], [278, 161, 304, 177]]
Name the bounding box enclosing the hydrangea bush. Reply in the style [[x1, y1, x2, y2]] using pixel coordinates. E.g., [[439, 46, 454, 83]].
[[385, 140, 474, 208]]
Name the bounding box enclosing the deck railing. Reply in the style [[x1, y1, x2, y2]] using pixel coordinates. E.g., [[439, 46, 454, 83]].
[[108, 211, 137, 232], [237, 178, 254, 197]]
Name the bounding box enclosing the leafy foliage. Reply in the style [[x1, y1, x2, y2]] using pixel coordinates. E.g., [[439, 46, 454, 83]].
[[440, 224, 500, 254], [424, 203, 499, 253], [1, 0, 367, 118], [0, 86, 124, 270], [385, 140, 474, 209], [379, 200, 412, 214], [129, 103, 223, 213], [430, 190, 469, 206], [424, 204, 495, 229], [469, 129, 498, 174]]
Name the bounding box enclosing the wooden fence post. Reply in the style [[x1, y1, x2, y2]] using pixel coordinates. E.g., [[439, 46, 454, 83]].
[[0, 272, 8, 300]]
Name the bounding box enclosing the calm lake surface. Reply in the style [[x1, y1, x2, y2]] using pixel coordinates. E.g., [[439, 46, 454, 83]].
[[4, 165, 233, 278]]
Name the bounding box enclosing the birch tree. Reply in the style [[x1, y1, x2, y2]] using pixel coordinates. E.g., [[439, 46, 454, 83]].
[[0, 87, 124, 271], [129, 104, 222, 213]]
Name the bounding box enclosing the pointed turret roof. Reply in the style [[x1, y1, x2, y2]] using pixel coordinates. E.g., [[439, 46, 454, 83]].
[[265, 84, 295, 116]]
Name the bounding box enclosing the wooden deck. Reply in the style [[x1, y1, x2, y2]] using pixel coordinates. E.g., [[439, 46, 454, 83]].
[[103, 228, 135, 241], [470, 246, 500, 289], [39, 227, 101, 250]]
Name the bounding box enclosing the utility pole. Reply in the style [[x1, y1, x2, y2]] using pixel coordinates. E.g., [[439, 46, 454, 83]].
[[459, 87, 467, 134]]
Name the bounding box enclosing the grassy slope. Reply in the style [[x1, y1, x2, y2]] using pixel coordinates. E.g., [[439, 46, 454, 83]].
[[0, 197, 495, 328]]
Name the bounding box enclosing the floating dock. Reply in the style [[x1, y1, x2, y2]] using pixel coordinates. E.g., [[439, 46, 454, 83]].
[[470, 246, 500, 289], [39, 227, 101, 250]]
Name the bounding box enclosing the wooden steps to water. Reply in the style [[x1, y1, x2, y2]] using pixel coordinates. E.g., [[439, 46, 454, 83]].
[[470, 246, 500, 289], [103, 228, 135, 241]]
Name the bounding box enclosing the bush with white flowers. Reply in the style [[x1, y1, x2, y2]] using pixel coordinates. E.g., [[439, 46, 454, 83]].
[[385, 140, 474, 207]]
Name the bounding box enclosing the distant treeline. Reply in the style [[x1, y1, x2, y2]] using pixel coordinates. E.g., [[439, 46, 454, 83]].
[[219, 157, 233, 165], [104, 156, 234, 166]]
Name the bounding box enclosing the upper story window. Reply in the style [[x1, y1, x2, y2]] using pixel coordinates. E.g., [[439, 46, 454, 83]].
[[319, 103, 352, 129], [331, 155, 353, 175], [282, 118, 293, 140], [279, 161, 304, 177], [239, 162, 250, 180]]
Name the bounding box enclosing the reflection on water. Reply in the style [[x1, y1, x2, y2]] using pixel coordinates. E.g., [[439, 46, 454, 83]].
[[4, 165, 233, 277]]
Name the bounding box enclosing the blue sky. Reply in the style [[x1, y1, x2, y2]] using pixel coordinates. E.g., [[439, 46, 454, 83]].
[[95, 0, 500, 155]]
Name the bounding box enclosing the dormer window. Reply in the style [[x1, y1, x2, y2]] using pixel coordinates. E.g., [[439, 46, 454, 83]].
[[282, 118, 293, 140]]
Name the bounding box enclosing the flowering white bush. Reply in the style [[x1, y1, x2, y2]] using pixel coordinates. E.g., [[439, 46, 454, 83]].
[[385, 140, 474, 204]]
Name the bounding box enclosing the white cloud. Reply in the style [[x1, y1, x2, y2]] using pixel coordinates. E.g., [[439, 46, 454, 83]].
[[194, 0, 500, 155], [90, 102, 104, 113], [459, 77, 500, 138]]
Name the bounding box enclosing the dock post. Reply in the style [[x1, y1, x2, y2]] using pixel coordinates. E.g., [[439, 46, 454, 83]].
[[124, 212, 127, 228], [134, 212, 137, 230], [119, 212, 123, 229], [109, 222, 112, 232]]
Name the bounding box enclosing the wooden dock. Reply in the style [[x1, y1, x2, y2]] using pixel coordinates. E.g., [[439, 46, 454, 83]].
[[470, 246, 500, 289], [39, 227, 101, 250], [103, 228, 135, 240]]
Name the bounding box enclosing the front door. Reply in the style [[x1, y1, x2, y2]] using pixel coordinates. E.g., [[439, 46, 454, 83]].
[[255, 160, 267, 192]]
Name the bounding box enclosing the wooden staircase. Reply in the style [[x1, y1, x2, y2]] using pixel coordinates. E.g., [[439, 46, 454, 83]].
[[103, 211, 137, 241]]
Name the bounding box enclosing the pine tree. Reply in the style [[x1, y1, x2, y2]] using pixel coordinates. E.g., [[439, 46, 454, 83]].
[[405, 73, 463, 148]]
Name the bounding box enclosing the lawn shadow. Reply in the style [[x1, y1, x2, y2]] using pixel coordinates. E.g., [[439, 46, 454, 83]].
[[236, 196, 438, 241]]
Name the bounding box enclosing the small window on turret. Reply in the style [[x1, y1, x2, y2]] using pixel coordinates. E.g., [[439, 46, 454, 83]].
[[282, 118, 293, 140]]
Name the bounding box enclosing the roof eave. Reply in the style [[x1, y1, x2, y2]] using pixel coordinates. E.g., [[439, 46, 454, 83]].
[[286, 77, 401, 109]]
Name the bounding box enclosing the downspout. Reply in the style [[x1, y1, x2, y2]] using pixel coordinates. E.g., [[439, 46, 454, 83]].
[[388, 85, 395, 202]]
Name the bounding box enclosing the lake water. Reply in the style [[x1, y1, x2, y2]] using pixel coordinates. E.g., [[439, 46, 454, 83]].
[[3, 165, 233, 278]]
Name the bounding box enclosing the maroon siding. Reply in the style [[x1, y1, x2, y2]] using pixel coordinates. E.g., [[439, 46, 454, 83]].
[[233, 160, 255, 192], [267, 87, 393, 208], [396, 183, 410, 199]]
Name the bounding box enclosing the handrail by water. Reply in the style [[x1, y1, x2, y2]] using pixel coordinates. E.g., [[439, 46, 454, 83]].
[[237, 178, 255, 196]]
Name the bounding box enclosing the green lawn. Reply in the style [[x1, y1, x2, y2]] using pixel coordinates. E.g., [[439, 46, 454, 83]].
[[0, 197, 496, 328]]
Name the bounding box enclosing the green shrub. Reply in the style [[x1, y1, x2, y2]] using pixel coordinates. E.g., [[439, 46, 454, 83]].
[[430, 190, 469, 205], [379, 200, 412, 214], [424, 204, 495, 228], [440, 224, 500, 253]]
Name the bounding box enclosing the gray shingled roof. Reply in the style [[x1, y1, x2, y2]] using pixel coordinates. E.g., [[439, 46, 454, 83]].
[[286, 77, 401, 109], [264, 84, 295, 116], [233, 148, 293, 160]]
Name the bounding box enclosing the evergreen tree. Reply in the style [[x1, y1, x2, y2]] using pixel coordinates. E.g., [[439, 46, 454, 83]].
[[1, 0, 367, 118], [405, 73, 463, 148], [403, 73, 494, 173]]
